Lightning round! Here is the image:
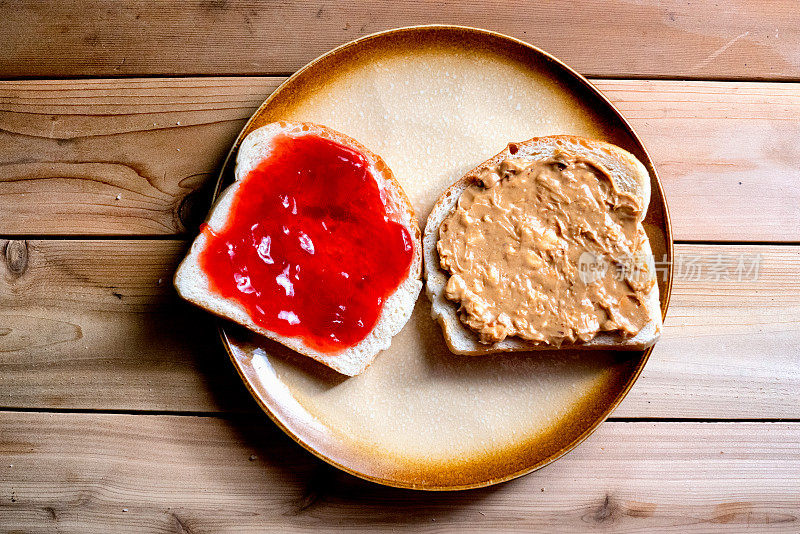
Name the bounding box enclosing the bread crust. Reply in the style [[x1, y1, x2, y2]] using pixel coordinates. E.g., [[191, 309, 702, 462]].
[[175, 121, 423, 376], [423, 135, 662, 355]]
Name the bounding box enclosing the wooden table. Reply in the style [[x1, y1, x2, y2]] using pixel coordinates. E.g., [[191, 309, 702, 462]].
[[2, 2, 799, 532]]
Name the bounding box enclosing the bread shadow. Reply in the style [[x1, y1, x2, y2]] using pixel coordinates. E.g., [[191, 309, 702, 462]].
[[224, 322, 349, 387], [221, 295, 640, 395], [413, 297, 639, 382]]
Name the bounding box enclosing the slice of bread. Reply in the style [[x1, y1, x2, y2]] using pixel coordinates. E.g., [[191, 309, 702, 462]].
[[423, 135, 662, 355], [175, 121, 423, 376]]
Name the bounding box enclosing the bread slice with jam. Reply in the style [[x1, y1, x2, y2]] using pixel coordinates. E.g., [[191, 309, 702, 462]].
[[175, 121, 423, 376]]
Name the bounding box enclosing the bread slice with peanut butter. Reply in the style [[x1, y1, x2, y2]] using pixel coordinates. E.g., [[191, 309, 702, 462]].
[[423, 135, 662, 355]]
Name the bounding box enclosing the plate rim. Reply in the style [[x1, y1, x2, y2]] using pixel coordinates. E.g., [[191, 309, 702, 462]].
[[211, 24, 674, 491]]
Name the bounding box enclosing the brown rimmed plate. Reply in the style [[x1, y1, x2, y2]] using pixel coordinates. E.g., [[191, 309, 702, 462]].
[[213, 25, 673, 490]]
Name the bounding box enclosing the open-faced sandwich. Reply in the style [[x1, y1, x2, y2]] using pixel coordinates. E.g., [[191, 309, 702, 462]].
[[424, 135, 662, 355], [175, 121, 423, 375]]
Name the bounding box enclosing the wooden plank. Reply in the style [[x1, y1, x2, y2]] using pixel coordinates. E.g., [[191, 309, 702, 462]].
[[2, 1, 799, 80], [1, 240, 798, 417], [596, 80, 800, 242], [2, 78, 799, 241], [616, 243, 800, 418], [0, 78, 280, 235], [0, 239, 256, 412], [1, 414, 798, 532]]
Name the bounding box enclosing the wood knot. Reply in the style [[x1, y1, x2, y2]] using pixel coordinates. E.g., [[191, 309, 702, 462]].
[[172, 512, 195, 534], [177, 187, 213, 232], [582, 494, 618, 524], [293, 463, 337, 514], [4, 240, 29, 277]]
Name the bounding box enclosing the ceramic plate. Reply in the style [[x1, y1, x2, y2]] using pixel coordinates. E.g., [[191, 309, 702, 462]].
[[213, 26, 673, 490]]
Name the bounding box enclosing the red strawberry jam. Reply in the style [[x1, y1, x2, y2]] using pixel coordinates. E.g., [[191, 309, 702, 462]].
[[199, 133, 414, 352]]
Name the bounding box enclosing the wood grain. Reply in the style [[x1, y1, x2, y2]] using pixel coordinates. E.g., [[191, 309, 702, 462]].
[[2, 78, 799, 240], [0, 78, 279, 235], [1, 413, 798, 532], [2, 1, 799, 80], [617, 243, 800, 418], [0, 239, 256, 412], [4, 5, 795, 528], [598, 80, 800, 242], [1, 240, 798, 417]]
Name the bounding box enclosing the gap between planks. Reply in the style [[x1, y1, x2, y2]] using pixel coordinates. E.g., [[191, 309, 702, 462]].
[[3, 407, 800, 424]]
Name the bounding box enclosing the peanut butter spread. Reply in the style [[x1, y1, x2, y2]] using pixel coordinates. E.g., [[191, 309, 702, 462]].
[[436, 153, 655, 346]]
